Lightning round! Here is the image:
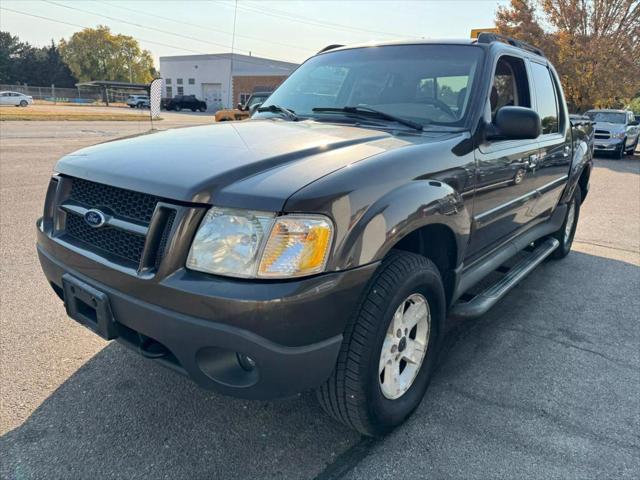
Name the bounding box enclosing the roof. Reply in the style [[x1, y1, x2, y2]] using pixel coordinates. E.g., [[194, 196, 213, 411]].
[[319, 37, 545, 59], [75, 80, 150, 90], [321, 38, 477, 53], [159, 52, 297, 69]]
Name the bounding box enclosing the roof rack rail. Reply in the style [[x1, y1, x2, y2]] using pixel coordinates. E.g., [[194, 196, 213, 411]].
[[317, 44, 344, 54], [477, 32, 545, 58]]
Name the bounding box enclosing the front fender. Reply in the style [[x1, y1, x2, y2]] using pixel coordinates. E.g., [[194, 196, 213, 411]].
[[561, 131, 593, 204], [332, 180, 470, 270]]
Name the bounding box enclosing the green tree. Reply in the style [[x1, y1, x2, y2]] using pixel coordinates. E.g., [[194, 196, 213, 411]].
[[629, 97, 640, 114], [0, 31, 77, 86], [495, 0, 640, 112], [59, 26, 155, 83]]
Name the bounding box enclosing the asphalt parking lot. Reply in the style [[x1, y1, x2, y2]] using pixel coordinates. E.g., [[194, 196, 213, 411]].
[[1, 120, 639, 479]]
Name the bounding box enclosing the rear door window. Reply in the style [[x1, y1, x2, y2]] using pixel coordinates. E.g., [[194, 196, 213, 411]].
[[530, 62, 559, 135]]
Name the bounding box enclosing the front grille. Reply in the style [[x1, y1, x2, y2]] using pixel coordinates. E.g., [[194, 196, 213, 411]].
[[61, 177, 179, 269], [69, 178, 159, 223], [65, 213, 146, 264], [594, 130, 610, 139]]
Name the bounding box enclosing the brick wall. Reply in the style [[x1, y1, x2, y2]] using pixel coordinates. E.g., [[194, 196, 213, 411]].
[[232, 76, 287, 106]]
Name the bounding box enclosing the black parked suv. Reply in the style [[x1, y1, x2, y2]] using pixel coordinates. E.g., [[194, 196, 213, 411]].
[[37, 34, 592, 436], [163, 94, 207, 112]]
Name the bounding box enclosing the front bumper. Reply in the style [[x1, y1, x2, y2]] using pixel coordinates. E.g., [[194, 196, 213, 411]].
[[593, 138, 624, 151], [37, 224, 377, 399]]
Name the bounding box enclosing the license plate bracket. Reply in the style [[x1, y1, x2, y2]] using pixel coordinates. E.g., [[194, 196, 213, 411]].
[[62, 273, 119, 340]]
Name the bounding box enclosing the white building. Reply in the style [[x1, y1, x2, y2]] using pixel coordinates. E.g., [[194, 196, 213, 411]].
[[159, 53, 298, 111]]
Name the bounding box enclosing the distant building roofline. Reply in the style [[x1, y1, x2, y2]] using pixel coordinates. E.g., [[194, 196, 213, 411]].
[[158, 52, 298, 68]]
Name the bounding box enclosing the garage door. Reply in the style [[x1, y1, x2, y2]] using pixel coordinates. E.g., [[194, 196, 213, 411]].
[[202, 83, 222, 112]]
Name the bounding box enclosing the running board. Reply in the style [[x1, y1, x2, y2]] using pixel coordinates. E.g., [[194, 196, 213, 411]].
[[449, 237, 560, 320]]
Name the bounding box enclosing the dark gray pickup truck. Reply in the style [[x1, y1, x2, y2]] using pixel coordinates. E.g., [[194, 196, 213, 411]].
[[37, 34, 592, 436]]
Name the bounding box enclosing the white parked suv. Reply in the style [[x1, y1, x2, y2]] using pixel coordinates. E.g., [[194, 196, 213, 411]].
[[0, 91, 33, 107], [126, 94, 150, 108]]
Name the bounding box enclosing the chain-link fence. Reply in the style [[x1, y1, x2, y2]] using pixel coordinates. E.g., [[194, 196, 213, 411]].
[[0, 84, 144, 104]]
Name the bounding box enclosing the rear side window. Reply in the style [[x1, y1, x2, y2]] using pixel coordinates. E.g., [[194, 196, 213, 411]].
[[530, 62, 559, 134]]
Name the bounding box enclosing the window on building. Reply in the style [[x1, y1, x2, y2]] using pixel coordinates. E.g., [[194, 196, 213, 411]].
[[239, 93, 251, 105], [177, 86, 184, 95], [530, 62, 559, 134], [188, 78, 195, 85], [165, 78, 172, 85], [166, 86, 173, 98], [177, 78, 183, 85]]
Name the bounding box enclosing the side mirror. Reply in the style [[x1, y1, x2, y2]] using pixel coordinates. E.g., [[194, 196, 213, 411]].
[[486, 106, 541, 141], [237, 103, 244, 110], [629, 120, 639, 126], [249, 103, 262, 114]]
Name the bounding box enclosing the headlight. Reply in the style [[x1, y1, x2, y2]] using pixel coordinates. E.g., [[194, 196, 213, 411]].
[[187, 208, 333, 279], [611, 131, 625, 139]]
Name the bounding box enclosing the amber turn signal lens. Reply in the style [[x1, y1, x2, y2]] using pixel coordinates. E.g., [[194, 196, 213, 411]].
[[258, 215, 333, 278]]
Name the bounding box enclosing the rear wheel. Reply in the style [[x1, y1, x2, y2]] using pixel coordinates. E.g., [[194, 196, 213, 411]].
[[175, 105, 182, 112], [549, 187, 581, 259], [317, 250, 445, 436]]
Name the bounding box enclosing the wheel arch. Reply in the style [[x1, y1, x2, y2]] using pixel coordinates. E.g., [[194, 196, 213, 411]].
[[392, 223, 458, 305], [331, 180, 470, 304]]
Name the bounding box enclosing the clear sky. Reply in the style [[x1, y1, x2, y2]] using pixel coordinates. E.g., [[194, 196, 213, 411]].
[[0, 0, 508, 65]]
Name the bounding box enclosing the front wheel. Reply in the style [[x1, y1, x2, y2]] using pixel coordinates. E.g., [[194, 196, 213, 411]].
[[549, 187, 581, 259], [317, 250, 445, 436], [19, 100, 28, 107], [175, 105, 182, 112], [617, 139, 626, 159]]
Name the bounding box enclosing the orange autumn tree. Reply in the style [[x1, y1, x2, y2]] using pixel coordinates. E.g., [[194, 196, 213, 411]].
[[495, 0, 640, 112]]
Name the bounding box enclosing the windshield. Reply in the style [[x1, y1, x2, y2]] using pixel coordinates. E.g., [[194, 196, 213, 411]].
[[247, 94, 268, 108], [256, 44, 484, 127], [585, 111, 626, 124]]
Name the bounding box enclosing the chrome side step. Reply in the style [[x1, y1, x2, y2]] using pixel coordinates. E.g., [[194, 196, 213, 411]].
[[450, 237, 560, 320]]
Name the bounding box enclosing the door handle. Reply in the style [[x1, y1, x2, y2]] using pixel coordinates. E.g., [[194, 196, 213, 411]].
[[526, 154, 539, 169], [563, 145, 571, 158]]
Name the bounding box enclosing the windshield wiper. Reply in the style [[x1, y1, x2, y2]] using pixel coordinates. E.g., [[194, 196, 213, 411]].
[[312, 105, 423, 131], [256, 104, 299, 121]]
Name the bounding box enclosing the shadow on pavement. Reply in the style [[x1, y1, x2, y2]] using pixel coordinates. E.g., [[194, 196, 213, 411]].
[[0, 342, 359, 480], [2, 251, 639, 480], [347, 250, 640, 479]]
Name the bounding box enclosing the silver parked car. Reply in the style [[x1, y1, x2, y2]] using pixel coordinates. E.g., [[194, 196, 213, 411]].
[[584, 109, 639, 158], [0, 91, 33, 107], [125, 94, 150, 108]]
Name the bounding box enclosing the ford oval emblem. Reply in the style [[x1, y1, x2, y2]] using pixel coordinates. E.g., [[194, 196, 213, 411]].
[[84, 209, 107, 228]]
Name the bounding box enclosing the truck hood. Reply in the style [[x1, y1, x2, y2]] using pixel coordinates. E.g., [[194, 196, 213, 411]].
[[593, 121, 626, 133], [55, 120, 452, 211]]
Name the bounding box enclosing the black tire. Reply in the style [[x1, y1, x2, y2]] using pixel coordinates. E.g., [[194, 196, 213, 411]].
[[191, 107, 197, 112], [129, 104, 136, 108], [617, 139, 626, 159], [549, 186, 581, 259], [137, 102, 144, 108], [317, 250, 445, 437], [175, 105, 182, 112], [199, 106, 206, 112], [19, 100, 28, 107], [626, 137, 638, 155]]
